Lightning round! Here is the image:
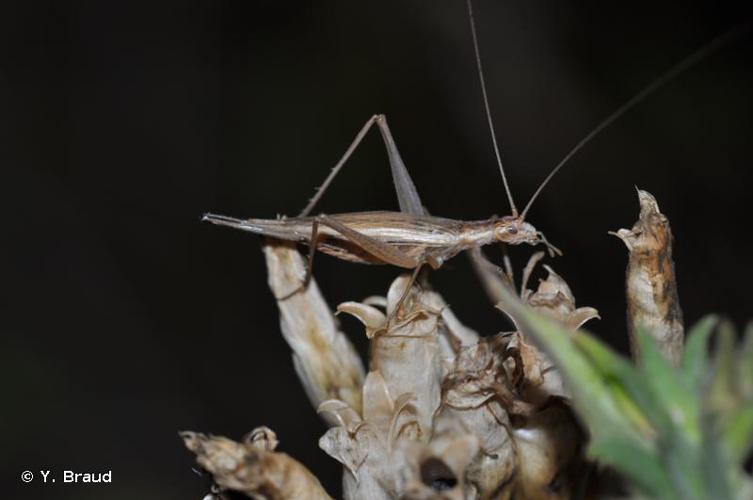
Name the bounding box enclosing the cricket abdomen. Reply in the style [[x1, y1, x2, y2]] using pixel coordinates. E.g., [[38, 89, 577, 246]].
[[203, 211, 483, 266], [204, 211, 464, 246]]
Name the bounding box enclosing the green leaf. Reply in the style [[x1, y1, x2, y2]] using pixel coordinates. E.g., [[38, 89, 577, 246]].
[[572, 332, 659, 437], [496, 293, 647, 447], [706, 321, 740, 417], [589, 438, 674, 499], [681, 315, 718, 392], [658, 433, 706, 500], [636, 327, 700, 442], [700, 415, 736, 500], [722, 402, 753, 464], [739, 322, 753, 400], [636, 327, 705, 498], [494, 284, 752, 498]]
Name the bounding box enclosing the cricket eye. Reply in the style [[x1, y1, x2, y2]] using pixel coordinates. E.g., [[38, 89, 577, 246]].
[[507, 227, 518, 234]]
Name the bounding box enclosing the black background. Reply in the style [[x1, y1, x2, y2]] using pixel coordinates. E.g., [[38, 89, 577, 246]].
[[2, 1, 752, 498]]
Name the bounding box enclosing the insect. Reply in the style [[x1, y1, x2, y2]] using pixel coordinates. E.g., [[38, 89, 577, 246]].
[[203, 1, 742, 305], [204, 110, 559, 274]]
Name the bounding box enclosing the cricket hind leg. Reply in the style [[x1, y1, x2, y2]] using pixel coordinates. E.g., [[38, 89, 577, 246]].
[[299, 114, 426, 217], [315, 215, 418, 269], [375, 115, 425, 216], [318, 215, 441, 326], [282, 215, 437, 330], [277, 214, 419, 300]]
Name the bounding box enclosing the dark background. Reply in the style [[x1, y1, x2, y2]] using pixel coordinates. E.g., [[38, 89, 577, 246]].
[[2, 1, 751, 498]]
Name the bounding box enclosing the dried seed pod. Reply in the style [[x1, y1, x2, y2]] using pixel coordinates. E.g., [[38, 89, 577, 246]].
[[249, 247, 593, 499], [611, 189, 684, 365], [469, 251, 596, 498], [426, 289, 481, 359], [394, 425, 480, 500], [522, 265, 600, 332], [487, 254, 599, 406], [338, 275, 444, 437], [245, 426, 280, 452], [263, 242, 365, 419], [511, 402, 585, 500], [318, 370, 422, 499], [322, 276, 491, 499], [181, 429, 332, 500], [441, 336, 518, 498], [504, 331, 562, 405]]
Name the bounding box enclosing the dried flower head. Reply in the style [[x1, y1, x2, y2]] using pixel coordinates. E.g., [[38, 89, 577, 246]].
[[185, 242, 599, 499], [181, 428, 332, 499]]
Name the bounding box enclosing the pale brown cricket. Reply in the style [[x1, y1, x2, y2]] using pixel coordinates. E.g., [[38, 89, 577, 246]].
[[203, 209, 552, 271], [203, 0, 560, 301], [202, 111, 559, 308], [203, 1, 741, 309]]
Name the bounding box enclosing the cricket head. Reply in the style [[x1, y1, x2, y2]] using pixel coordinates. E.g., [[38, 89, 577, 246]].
[[494, 216, 562, 257]]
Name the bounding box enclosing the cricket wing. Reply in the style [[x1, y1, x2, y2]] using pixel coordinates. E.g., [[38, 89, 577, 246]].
[[202, 211, 463, 265], [326, 212, 462, 247]]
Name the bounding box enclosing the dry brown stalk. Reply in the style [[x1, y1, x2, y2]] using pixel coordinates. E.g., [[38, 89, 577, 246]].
[[612, 189, 684, 365], [181, 428, 332, 500], [262, 240, 365, 419]]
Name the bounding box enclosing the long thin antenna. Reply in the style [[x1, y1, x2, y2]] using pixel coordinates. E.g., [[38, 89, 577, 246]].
[[467, 0, 518, 217], [520, 24, 750, 219]]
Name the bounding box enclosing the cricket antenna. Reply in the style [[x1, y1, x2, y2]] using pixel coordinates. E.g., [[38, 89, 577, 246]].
[[520, 23, 750, 219], [467, 0, 518, 217]]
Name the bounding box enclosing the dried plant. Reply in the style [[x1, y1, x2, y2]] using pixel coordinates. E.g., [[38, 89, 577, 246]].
[[611, 189, 684, 365], [182, 427, 331, 500], [184, 191, 753, 499]]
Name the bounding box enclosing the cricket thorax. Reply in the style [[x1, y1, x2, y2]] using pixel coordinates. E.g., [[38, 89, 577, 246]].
[[457, 219, 497, 248]]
